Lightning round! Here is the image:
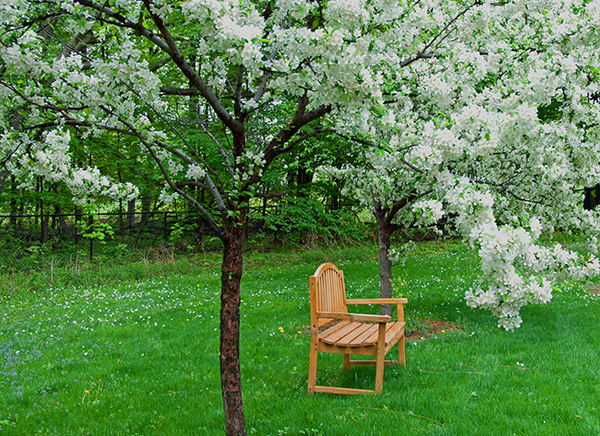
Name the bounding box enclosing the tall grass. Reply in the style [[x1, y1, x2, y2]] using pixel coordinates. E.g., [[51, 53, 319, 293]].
[[1, 240, 599, 435]]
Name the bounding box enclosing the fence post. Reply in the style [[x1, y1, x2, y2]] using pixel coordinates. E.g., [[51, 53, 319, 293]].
[[89, 213, 94, 262], [163, 211, 168, 241]]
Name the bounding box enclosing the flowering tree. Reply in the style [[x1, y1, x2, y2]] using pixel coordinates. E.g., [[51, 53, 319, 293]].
[[327, 0, 600, 329]]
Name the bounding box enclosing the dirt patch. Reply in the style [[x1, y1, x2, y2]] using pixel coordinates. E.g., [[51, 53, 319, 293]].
[[587, 284, 600, 295], [406, 319, 461, 342]]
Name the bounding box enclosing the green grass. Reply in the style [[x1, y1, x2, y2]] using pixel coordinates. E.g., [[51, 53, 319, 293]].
[[1, 240, 600, 435]]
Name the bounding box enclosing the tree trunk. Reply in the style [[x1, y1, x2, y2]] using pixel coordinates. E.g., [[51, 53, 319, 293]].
[[374, 206, 393, 317], [331, 193, 339, 211], [40, 181, 49, 244], [584, 184, 600, 210], [126, 198, 136, 228], [220, 215, 247, 436], [330, 176, 341, 211], [0, 170, 7, 196], [54, 203, 69, 235], [10, 175, 17, 227], [132, 194, 153, 251]]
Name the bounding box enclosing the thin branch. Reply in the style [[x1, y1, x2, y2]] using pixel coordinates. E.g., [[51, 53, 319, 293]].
[[501, 189, 546, 206], [98, 106, 226, 236], [400, 52, 435, 68], [1, 79, 87, 112], [245, 70, 270, 114], [399, 1, 482, 68], [242, 96, 275, 118], [145, 144, 225, 239], [195, 115, 235, 179], [422, 1, 482, 54], [160, 85, 199, 96], [150, 57, 171, 72], [23, 118, 132, 135], [401, 157, 424, 174], [277, 128, 334, 152], [0, 144, 22, 168], [163, 145, 229, 219], [42, 25, 225, 191], [74, 0, 172, 53], [264, 103, 332, 164], [175, 180, 207, 190], [73, 0, 238, 132]]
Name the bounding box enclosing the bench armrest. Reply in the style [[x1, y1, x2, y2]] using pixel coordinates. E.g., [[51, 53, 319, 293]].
[[317, 312, 391, 323], [346, 298, 408, 305]]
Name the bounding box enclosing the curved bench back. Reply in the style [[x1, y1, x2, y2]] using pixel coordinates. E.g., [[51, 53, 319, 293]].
[[309, 263, 348, 328]]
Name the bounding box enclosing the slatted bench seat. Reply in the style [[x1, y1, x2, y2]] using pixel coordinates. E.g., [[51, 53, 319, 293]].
[[307, 263, 407, 395]]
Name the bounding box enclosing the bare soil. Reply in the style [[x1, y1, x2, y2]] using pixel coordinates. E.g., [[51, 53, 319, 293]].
[[587, 284, 600, 295], [406, 319, 461, 341]]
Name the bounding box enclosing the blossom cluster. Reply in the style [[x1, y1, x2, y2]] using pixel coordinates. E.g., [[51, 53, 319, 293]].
[[1, 129, 137, 204]]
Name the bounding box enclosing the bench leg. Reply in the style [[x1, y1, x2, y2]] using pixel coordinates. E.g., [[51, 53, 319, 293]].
[[399, 333, 406, 366], [308, 338, 319, 395], [343, 355, 350, 371], [375, 323, 386, 393]]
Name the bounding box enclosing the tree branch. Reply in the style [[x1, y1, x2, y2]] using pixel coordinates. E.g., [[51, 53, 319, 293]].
[[264, 103, 332, 164], [160, 85, 199, 96], [140, 0, 242, 134], [233, 64, 245, 119]]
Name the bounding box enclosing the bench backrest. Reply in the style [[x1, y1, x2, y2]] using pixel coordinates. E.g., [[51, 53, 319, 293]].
[[309, 263, 348, 329]]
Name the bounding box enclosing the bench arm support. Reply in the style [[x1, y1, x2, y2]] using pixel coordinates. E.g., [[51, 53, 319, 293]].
[[346, 298, 408, 305], [345, 298, 407, 323], [317, 312, 392, 323]]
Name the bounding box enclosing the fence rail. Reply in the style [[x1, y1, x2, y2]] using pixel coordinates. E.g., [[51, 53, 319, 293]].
[[0, 210, 228, 270]]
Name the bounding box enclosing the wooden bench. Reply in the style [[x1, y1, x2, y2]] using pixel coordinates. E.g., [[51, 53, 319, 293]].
[[308, 263, 407, 395]]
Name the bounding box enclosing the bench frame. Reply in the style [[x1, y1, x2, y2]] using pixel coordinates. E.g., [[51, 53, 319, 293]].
[[307, 263, 407, 395]]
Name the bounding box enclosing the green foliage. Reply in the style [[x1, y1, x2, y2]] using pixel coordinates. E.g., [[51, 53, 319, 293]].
[[76, 220, 115, 243], [264, 197, 368, 243], [168, 217, 200, 246]]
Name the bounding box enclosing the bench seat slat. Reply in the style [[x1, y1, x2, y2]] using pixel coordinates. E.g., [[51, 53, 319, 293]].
[[321, 321, 407, 348], [322, 322, 363, 345], [336, 323, 374, 347], [319, 320, 349, 336], [348, 323, 380, 347], [359, 322, 399, 347]]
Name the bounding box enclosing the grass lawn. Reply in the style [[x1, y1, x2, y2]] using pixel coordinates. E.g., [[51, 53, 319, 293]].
[[1, 241, 599, 435]]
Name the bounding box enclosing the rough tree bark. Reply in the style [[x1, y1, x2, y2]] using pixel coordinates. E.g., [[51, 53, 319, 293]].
[[126, 199, 136, 229], [374, 202, 395, 316], [372, 195, 416, 316], [219, 214, 247, 436]]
